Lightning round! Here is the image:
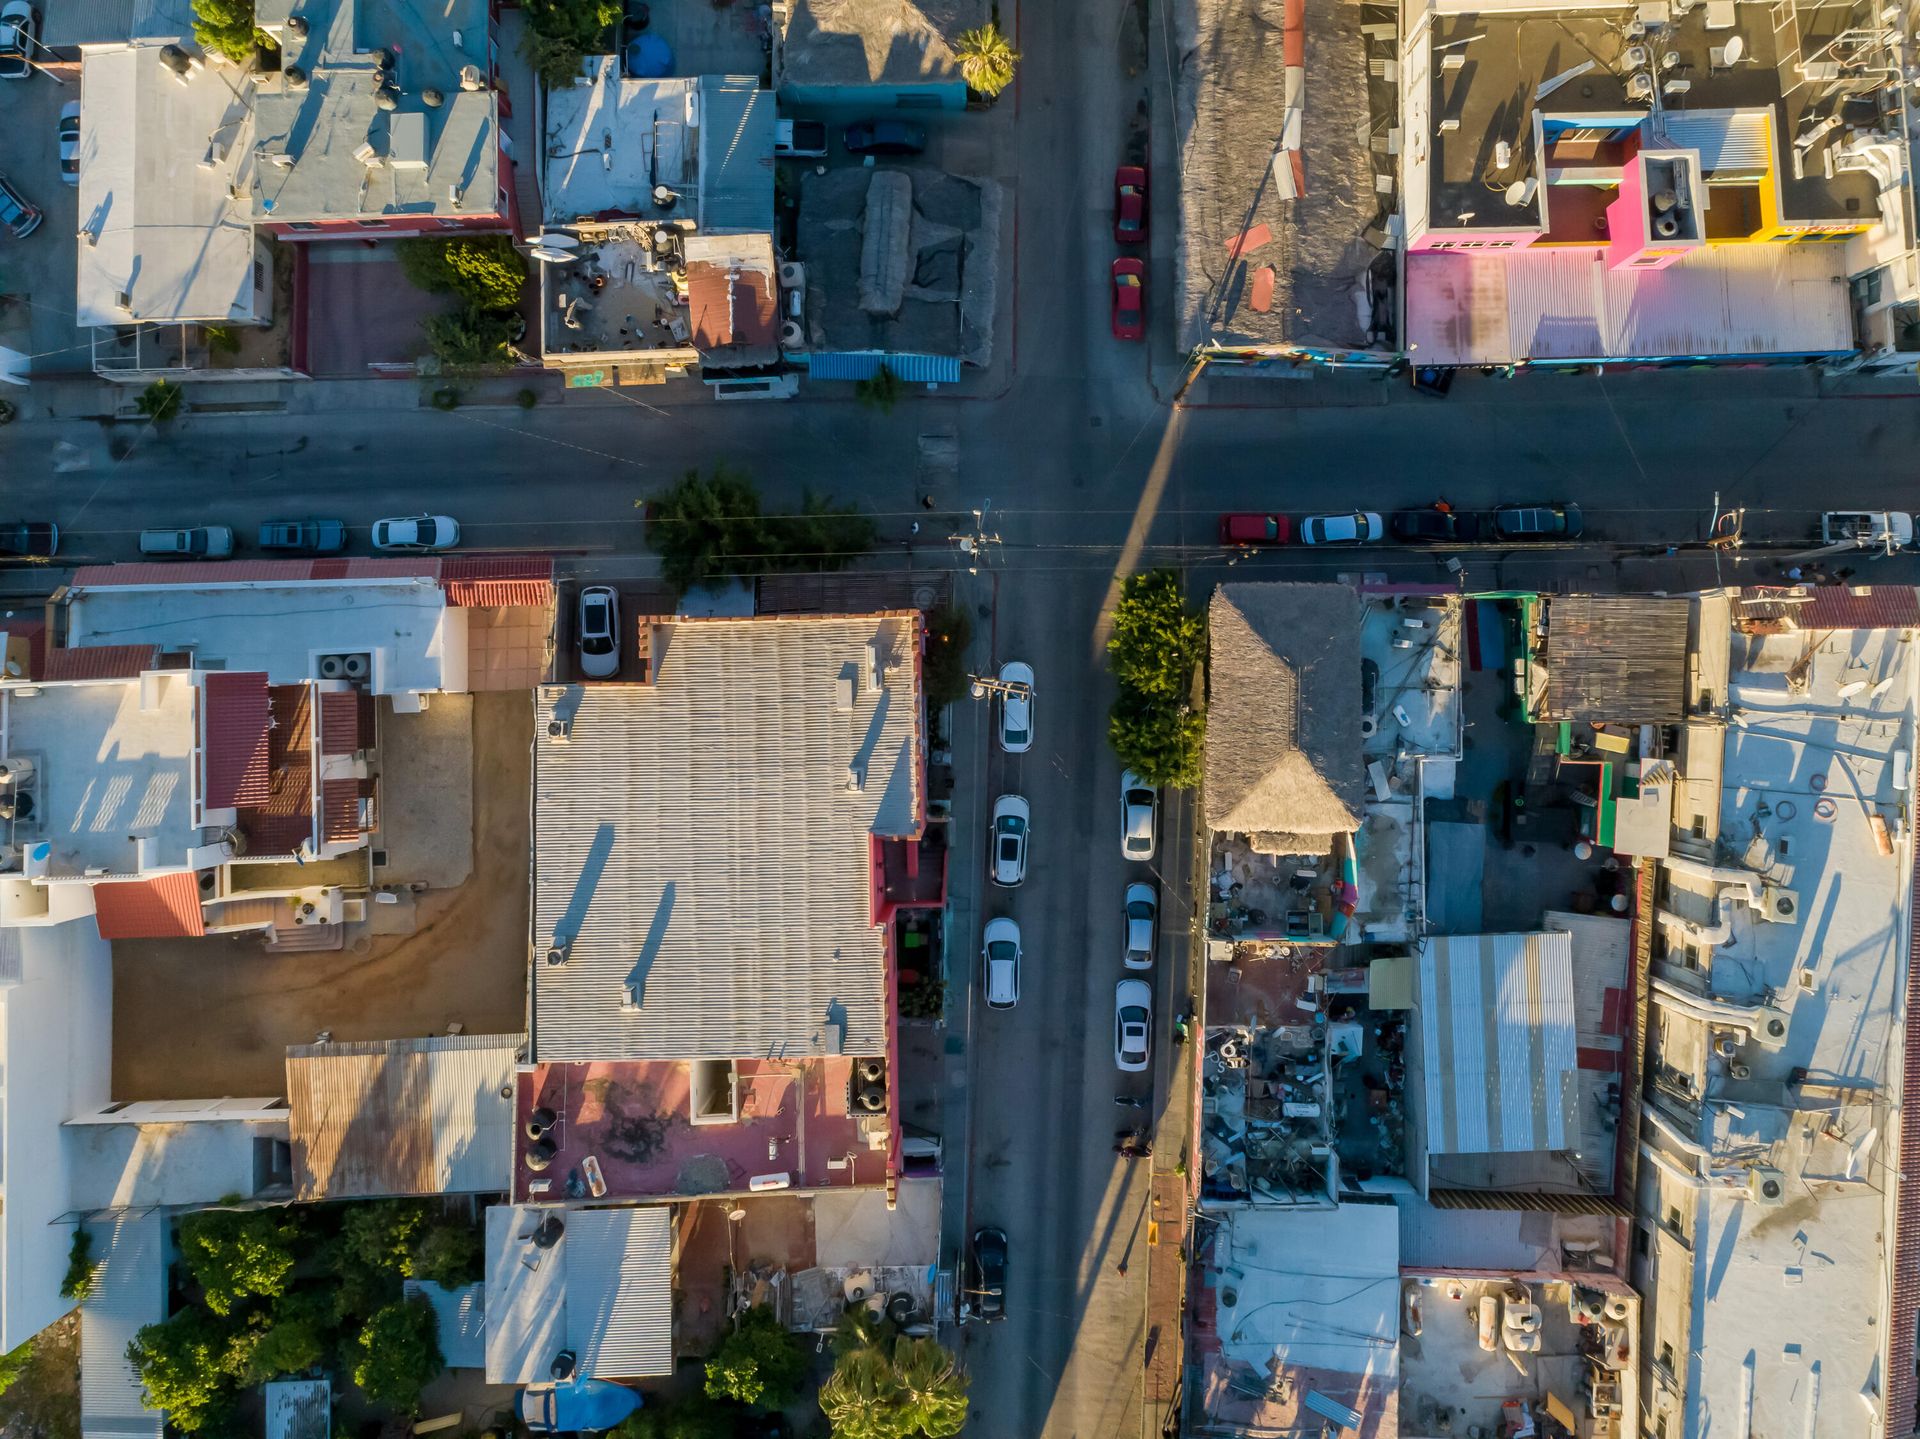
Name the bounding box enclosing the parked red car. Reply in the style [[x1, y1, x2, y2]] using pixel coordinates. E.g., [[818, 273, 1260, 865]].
[[1218, 513, 1291, 546], [1111, 258, 1145, 341], [1114, 166, 1148, 245]]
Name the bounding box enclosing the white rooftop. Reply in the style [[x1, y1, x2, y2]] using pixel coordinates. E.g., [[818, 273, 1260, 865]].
[[543, 61, 695, 224], [484, 1204, 673, 1383], [75, 43, 259, 327], [1676, 622, 1914, 1439], [1405, 244, 1854, 364], [66, 1108, 280, 1209], [65, 578, 457, 694], [2, 676, 198, 876]]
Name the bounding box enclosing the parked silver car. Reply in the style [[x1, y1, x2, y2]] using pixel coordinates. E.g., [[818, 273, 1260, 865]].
[[576, 585, 622, 679]]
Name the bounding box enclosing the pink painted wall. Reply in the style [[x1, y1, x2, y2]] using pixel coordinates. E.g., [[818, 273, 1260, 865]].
[[1408, 228, 1543, 254], [1605, 157, 1689, 272]]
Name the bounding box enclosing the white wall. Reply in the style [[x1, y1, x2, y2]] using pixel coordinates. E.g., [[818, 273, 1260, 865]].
[[0, 917, 113, 1350]]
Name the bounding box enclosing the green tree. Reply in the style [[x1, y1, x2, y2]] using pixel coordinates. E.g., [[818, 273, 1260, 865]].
[[703, 1306, 807, 1411], [770, 491, 877, 573], [410, 1220, 483, 1290], [397, 236, 528, 311], [135, 378, 183, 423], [953, 23, 1019, 98], [350, 1297, 441, 1413], [642, 466, 775, 595], [127, 1310, 255, 1434], [922, 604, 973, 711], [854, 364, 902, 413], [612, 1393, 736, 1439], [1106, 569, 1206, 699], [192, 0, 273, 63], [519, 0, 621, 89], [245, 1289, 334, 1382], [424, 306, 521, 372], [61, 1228, 95, 1303], [819, 1345, 909, 1439], [0, 1341, 30, 1400], [178, 1208, 298, 1317], [1108, 690, 1204, 788], [893, 1338, 969, 1438]]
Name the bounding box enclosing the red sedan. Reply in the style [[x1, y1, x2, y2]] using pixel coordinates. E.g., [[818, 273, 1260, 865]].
[[1111, 258, 1145, 341], [1114, 165, 1148, 245], [1219, 513, 1291, 546]]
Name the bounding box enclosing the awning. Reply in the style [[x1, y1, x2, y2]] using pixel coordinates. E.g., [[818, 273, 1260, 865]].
[[1367, 954, 1415, 1010], [93, 873, 207, 941], [805, 351, 962, 384]]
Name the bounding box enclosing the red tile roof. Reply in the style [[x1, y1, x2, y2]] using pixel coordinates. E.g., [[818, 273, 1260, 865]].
[[318, 690, 361, 756], [238, 684, 315, 857], [202, 672, 274, 808], [440, 557, 555, 608], [3, 619, 46, 680], [321, 778, 363, 843], [40, 645, 159, 681], [1740, 585, 1920, 630], [685, 261, 777, 355], [93, 873, 207, 940]]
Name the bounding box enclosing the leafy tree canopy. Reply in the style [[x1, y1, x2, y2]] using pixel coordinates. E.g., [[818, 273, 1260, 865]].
[[177, 1208, 298, 1317], [703, 1306, 808, 1411], [1109, 690, 1205, 789], [397, 236, 528, 312], [126, 1310, 255, 1434], [1106, 569, 1206, 700], [245, 1288, 334, 1383], [192, 0, 272, 63], [350, 1298, 441, 1414], [954, 24, 1020, 98]]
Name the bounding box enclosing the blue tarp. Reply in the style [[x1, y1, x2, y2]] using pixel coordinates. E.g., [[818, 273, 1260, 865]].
[[625, 33, 673, 76], [517, 1379, 643, 1433]]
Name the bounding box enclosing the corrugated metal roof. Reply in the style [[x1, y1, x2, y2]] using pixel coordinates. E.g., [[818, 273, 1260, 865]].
[[79, 1213, 167, 1439], [93, 873, 206, 940], [806, 351, 963, 383], [1541, 595, 1691, 722], [441, 557, 556, 608], [404, 1282, 487, 1369], [697, 77, 774, 236], [532, 615, 921, 1062], [285, 1034, 520, 1198], [201, 672, 274, 808], [1657, 111, 1771, 180], [564, 1207, 675, 1378], [41, 645, 158, 681], [1418, 931, 1578, 1156]]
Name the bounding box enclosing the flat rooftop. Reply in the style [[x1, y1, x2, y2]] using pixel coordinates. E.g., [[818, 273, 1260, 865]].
[[1174, 0, 1386, 351], [485, 1203, 673, 1382], [65, 576, 454, 694], [76, 44, 258, 327], [531, 615, 922, 1062], [544, 65, 697, 224], [513, 1058, 890, 1202], [777, 0, 985, 88], [1, 676, 198, 877], [1674, 620, 1913, 1438], [250, 0, 497, 223], [1424, 4, 1882, 233]]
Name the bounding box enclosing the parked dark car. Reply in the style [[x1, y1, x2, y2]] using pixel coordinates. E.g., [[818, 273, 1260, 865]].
[[1390, 508, 1479, 543], [969, 1226, 1008, 1321], [1114, 165, 1148, 245], [0, 521, 57, 557], [844, 119, 928, 156], [1493, 503, 1584, 539], [258, 519, 347, 553], [0, 174, 41, 238]]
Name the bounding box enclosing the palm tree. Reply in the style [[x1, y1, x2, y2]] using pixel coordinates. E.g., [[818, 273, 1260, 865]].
[[894, 1338, 970, 1438], [954, 23, 1019, 98], [819, 1346, 910, 1439]]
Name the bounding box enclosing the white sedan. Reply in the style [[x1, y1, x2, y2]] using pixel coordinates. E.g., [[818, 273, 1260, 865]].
[[576, 585, 621, 679], [1123, 882, 1158, 969], [1120, 770, 1157, 861], [983, 918, 1021, 1010], [372, 514, 460, 551], [1115, 979, 1151, 1072], [990, 794, 1029, 887], [1300, 511, 1385, 545], [997, 661, 1034, 753]]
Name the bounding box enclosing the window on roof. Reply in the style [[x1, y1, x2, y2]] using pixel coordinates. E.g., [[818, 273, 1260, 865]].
[[287, 221, 321, 231], [355, 219, 390, 229]]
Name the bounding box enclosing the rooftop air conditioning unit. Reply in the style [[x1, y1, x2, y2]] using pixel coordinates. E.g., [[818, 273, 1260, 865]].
[[778, 261, 806, 290], [547, 715, 571, 743], [1749, 1008, 1791, 1049], [318, 654, 347, 679], [1759, 885, 1800, 923], [1748, 1165, 1786, 1205]]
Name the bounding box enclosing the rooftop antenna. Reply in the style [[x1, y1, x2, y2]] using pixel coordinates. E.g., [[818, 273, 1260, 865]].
[[1535, 59, 1595, 100]]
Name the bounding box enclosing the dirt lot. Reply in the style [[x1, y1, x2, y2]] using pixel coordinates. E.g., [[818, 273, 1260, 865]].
[[112, 692, 531, 1100]]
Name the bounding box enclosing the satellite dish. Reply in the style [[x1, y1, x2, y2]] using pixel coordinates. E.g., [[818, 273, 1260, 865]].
[[1724, 33, 1745, 63], [1504, 179, 1530, 206]]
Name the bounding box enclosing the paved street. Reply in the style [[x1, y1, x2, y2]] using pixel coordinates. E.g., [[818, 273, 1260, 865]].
[[6, 2, 1920, 1436]]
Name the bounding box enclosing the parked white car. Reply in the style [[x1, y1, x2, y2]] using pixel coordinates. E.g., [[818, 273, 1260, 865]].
[[997, 661, 1034, 753], [1123, 882, 1158, 970], [1115, 979, 1151, 1072], [576, 585, 621, 679], [372, 514, 460, 551], [1300, 511, 1385, 546], [983, 918, 1022, 1010], [990, 795, 1030, 887], [1120, 770, 1157, 861]]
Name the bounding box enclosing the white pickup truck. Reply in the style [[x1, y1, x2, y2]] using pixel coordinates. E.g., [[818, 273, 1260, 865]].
[[1822, 511, 1915, 552]]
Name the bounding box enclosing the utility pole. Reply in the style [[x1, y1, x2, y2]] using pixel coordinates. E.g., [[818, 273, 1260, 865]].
[[949, 501, 1001, 575]]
